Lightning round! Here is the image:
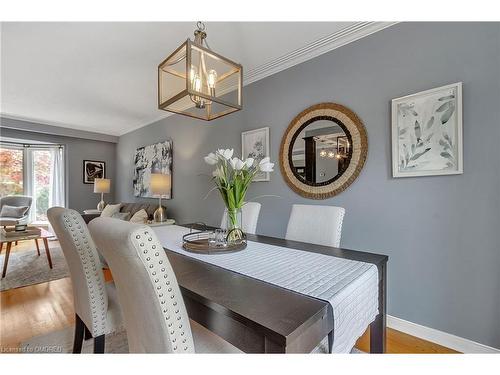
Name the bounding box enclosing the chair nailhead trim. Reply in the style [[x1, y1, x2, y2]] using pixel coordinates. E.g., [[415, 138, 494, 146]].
[[132, 228, 192, 352], [62, 211, 108, 337]]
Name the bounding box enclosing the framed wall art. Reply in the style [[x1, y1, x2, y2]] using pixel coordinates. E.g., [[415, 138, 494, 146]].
[[391, 82, 463, 178], [133, 140, 173, 198], [242, 127, 270, 182], [83, 160, 105, 184]]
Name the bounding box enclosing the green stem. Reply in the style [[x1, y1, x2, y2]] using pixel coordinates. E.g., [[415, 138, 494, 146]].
[[227, 209, 239, 229]]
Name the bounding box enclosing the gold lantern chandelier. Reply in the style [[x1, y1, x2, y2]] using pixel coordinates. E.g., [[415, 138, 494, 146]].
[[158, 22, 243, 121]]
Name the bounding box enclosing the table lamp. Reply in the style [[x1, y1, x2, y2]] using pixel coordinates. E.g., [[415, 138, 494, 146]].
[[94, 178, 111, 211], [150, 173, 170, 222]]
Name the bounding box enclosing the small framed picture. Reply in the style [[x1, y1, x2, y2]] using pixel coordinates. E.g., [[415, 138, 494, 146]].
[[391, 82, 463, 178], [83, 160, 106, 184], [242, 127, 270, 182]]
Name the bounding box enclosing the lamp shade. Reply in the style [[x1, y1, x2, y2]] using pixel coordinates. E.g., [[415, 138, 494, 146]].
[[150, 173, 171, 195], [94, 178, 111, 194]]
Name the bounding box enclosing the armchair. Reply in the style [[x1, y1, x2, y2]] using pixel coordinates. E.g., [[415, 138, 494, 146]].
[[0, 195, 32, 227]]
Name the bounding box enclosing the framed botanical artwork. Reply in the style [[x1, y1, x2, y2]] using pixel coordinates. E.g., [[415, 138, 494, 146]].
[[242, 127, 270, 182], [391, 82, 463, 178], [83, 160, 105, 184], [133, 140, 173, 198]]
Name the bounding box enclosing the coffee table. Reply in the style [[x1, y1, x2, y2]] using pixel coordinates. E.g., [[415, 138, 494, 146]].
[[0, 227, 53, 278]]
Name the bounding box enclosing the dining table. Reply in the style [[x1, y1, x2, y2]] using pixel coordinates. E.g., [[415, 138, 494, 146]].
[[155, 224, 388, 354]]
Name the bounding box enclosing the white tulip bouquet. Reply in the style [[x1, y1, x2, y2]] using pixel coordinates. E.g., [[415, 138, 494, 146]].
[[204, 148, 274, 240]]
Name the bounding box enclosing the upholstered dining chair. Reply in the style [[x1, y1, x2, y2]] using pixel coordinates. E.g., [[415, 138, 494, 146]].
[[285, 204, 346, 248], [220, 202, 261, 234], [47, 207, 122, 354], [89, 218, 241, 353]]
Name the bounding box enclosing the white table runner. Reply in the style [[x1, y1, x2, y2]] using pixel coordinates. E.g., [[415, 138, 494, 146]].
[[153, 225, 379, 353]]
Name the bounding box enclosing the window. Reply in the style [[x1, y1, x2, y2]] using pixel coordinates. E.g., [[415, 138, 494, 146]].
[[33, 149, 53, 222], [0, 146, 24, 196], [0, 143, 65, 224]]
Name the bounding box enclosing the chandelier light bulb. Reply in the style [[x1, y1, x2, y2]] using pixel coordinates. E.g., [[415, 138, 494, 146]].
[[320, 150, 327, 158], [193, 74, 202, 92], [328, 151, 335, 158], [207, 69, 217, 89]]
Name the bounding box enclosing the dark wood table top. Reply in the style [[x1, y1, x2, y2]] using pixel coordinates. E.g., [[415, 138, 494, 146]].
[[166, 250, 330, 347], [246, 232, 388, 267], [162, 224, 388, 352]]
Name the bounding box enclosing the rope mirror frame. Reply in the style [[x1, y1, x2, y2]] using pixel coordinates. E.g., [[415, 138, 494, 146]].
[[279, 103, 368, 200]]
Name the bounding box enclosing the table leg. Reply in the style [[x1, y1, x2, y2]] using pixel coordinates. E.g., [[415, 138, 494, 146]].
[[370, 262, 387, 353], [34, 239, 40, 256], [2, 242, 12, 278], [328, 330, 333, 353], [42, 238, 53, 269], [264, 337, 286, 353]]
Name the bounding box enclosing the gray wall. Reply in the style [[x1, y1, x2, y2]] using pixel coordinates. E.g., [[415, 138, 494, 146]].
[[117, 23, 500, 348], [1, 118, 117, 213]]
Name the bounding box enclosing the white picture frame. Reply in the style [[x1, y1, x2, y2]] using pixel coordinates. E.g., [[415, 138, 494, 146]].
[[391, 82, 463, 178], [241, 127, 270, 182]]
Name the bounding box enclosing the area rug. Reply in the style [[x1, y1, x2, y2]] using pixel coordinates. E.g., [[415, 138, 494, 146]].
[[20, 323, 363, 354], [0, 247, 69, 292]]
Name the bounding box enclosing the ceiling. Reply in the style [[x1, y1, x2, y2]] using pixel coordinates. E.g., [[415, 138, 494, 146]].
[[1, 22, 394, 136]]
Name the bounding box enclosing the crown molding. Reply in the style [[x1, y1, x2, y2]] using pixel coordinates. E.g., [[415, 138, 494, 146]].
[[122, 113, 173, 136], [0, 113, 119, 143], [244, 21, 398, 86]]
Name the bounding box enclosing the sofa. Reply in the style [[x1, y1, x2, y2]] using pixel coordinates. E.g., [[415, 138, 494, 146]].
[[81, 202, 165, 224]]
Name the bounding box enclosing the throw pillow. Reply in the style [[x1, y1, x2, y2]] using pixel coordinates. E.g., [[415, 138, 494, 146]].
[[111, 212, 131, 221], [0, 205, 29, 218], [130, 209, 148, 224], [100, 203, 122, 218]]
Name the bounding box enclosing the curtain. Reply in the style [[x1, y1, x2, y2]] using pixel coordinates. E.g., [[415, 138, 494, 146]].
[[24, 148, 35, 223], [49, 147, 65, 208], [48, 147, 65, 237]]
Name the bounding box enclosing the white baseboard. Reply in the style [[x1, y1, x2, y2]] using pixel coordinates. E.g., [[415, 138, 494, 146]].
[[386, 315, 500, 353]]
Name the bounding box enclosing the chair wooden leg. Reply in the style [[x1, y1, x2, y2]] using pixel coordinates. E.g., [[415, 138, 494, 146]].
[[0, 242, 3, 254], [2, 242, 12, 278], [42, 238, 53, 269], [84, 325, 92, 340], [34, 239, 40, 256], [15, 241, 18, 246], [93, 335, 105, 353], [73, 314, 85, 354]]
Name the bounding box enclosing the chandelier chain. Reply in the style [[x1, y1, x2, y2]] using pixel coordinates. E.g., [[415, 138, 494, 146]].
[[196, 21, 206, 31]]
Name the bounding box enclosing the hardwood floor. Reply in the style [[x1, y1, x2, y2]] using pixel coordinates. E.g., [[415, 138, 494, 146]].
[[0, 240, 458, 353], [356, 326, 458, 354]]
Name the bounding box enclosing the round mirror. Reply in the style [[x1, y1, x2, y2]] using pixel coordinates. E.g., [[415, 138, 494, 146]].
[[290, 119, 352, 185], [280, 103, 367, 199]]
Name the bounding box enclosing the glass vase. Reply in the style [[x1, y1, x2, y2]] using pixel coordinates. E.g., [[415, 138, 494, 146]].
[[225, 208, 245, 244]]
